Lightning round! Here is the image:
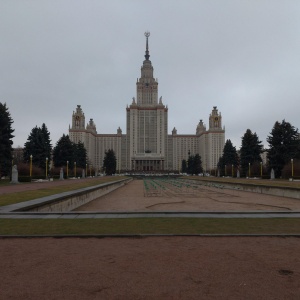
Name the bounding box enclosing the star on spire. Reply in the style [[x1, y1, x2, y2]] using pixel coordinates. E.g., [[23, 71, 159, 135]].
[[144, 31, 150, 60]]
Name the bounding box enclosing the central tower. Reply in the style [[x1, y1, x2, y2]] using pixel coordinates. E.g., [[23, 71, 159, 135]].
[[136, 32, 159, 106], [126, 32, 168, 171]]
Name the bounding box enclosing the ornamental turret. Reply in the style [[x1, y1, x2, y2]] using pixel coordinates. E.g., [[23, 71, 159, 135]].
[[209, 106, 222, 130], [72, 105, 85, 129], [196, 119, 206, 135], [86, 118, 97, 134]]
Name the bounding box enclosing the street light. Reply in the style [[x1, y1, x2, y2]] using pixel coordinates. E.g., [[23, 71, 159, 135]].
[[30, 155, 33, 177], [74, 162, 77, 177], [46, 157, 48, 179], [291, 158, 294, 178], [67, 161, 69, 178], [248, 162, 251, 178], [86, 163, 87, 177], [232, 164, 234, 177]]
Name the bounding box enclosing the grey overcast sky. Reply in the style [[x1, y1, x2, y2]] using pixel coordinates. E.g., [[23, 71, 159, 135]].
[[1, 1, 300, 149]]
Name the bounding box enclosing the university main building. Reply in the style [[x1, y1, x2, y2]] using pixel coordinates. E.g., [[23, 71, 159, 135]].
[[69, 33, 225, 173]]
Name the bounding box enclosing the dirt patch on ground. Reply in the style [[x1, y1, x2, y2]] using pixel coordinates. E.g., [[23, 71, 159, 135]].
[[75, 179, 300, 212], [0, 237, 299, 299]]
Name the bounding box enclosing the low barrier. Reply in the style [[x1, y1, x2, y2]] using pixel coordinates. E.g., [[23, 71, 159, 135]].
[[2, 178, 132, 213]]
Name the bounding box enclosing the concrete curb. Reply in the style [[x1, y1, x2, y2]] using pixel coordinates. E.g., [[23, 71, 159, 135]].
[[1, 234, 300, 238], [1, 211, 300, 219]]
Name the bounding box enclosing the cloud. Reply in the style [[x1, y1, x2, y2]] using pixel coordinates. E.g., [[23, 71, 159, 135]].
[[1, 0, 300, 150]]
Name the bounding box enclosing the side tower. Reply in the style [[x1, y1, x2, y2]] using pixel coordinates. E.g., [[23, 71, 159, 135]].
[[126, 32, 168, 171], [69, 105, 97, 167], [69, 105, 86, 144], [206, 106, 225, 170]]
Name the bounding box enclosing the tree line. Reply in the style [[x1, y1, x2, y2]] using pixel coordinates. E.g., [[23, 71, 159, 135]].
[[0, 102, 117, 177], [218, 120, 300, 178], [1, 101, 299, 178], [23, 128, 88, 176]]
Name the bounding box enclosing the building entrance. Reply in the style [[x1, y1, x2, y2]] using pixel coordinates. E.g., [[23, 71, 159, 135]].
[[132, 159, 164, 171]]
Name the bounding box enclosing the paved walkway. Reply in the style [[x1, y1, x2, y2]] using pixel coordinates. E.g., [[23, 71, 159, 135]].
[[75, 179, 300, 212]]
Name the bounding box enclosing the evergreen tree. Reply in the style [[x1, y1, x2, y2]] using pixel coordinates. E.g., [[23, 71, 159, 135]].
[[194, 154, 203, 175], [240, 129, 263, 175], [74, 141, 87, 168], [218, 139, 239, 175], [217, 156, 224, 172], [223, 140, 239, 165], [187, 154, 203, 175], [267, 120, 300, 177], [187, 154, 195, 175], [0, 103, 14, 176], [41, 123, 52, 160], [53, 134, 75, 167], [181, 159, 187, 173], [103, 149, 116, 175], [23, 124, 52, 169], [23, 126, 40, 165]]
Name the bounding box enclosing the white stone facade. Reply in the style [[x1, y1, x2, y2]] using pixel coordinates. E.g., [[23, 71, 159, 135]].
[[69, 34, 225, 172]]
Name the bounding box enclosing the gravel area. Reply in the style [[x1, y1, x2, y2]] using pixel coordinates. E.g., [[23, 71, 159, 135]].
[[0, 237, 300, 299]]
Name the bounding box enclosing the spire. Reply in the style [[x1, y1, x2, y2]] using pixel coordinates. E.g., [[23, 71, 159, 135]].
[[144, 31, 150, 60]]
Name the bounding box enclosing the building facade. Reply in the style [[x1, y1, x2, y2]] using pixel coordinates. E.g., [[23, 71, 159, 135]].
[[69, 33, 225, 173]]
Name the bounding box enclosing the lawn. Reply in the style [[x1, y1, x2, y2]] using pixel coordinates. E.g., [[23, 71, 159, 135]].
[[0, 218, 300, 235], [0, 176, 127, 206]]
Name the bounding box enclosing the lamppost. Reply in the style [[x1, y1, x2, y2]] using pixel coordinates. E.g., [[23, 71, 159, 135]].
[[67, 161, 69, 178], [232, 164, 234, 177], [260, 161, 263, 178], [30, 155, 33, 177], [291, 158, 294, 178], [74, 162, 77, 177], [248, 162, 251, 178], [90, 164, 92, 177], [46, 157, 48, 179], [86, 163, 87, 177]]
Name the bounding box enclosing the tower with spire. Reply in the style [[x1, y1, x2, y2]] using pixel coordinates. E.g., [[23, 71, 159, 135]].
[[126, 32, 168, 171], [69, 32, 225, 173], [136, 32, 159, 106]]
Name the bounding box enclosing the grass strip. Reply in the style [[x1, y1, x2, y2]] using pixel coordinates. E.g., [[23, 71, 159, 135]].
[[0, 177, 127, 207], [0, 218, 300, 235]]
